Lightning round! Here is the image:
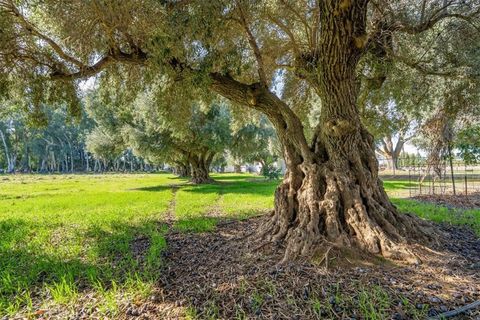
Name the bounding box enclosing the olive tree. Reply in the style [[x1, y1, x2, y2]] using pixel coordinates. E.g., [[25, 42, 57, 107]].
[[86, 88, 232, 183], [230, 116, 279, 171], [456, 125, 480, 164]]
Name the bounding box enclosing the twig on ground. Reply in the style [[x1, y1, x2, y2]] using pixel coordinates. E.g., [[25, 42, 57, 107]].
[[317, 246, 332, 270], [428, 300, 480, 319]]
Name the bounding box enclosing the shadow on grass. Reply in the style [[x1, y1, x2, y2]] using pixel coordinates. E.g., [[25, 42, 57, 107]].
[[0, 218, 168, 316], [166, 175, 190, 182], [3, 208, 479, 319], [0, 212, 258, 316], [133, 179, 280, 197]]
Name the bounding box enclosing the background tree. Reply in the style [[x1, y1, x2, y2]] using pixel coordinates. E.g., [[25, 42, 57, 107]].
[[86, 88, 233, 183], [0, 102, 95, 173], [411, 76, 480, 177], [456, 125, 480, 164], [230, 116, 279, 172], [364, 100, 418, 171], [85, 127, 124, 172]]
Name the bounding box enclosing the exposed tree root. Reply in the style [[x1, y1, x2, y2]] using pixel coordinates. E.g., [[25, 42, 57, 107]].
[[258, 160, 437, 264], [190, 176, 214, 184]]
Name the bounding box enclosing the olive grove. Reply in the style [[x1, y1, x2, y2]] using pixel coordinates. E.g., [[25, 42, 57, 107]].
[[1, 0, 479, 261]]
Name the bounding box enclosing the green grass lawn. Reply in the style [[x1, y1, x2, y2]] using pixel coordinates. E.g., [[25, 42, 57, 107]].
[[0, 173, 478, 317], [0, 174, 181, 316], [383, 179, 480, 234], [0, 173, 277, 317]]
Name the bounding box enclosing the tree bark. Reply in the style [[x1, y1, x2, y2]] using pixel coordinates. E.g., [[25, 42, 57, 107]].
[[174, 162, 191, 178], [0, 129, 12, 173], [85, 150, 90, 172], [8, 154, 16, 173]]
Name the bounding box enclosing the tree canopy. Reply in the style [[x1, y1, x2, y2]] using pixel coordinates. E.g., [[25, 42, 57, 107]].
[[87, 87, 234, 183]]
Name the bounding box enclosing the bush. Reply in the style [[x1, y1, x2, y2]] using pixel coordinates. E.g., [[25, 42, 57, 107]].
[[261, 164, 281, 180]]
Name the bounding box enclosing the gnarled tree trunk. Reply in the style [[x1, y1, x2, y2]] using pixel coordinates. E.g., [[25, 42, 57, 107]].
[[189, 152, 214, 184], [174, 162, 191, 178], [262, 124, 424, 263], [210, 0, 428, 263], [257, 0, 426, 263]]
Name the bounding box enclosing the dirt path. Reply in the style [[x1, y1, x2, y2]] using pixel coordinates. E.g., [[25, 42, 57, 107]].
[[165, 184, 180, 225]]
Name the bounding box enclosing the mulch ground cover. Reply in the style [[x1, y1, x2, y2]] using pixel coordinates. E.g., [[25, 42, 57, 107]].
[[413, 193, 480, 210], [114, 217, 480, 320]]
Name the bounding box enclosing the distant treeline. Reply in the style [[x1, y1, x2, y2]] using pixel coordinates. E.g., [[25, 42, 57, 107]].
[[0, 108, 154, 174]]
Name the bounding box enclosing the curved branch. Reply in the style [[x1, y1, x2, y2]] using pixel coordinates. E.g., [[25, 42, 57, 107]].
[[396, 7, 480, 34], [209, 72, 313, 163], [391, 52, 460, 77], [6, 2, 85, 69], [235, 1, 268, 86], [49, 50, 147, 80]]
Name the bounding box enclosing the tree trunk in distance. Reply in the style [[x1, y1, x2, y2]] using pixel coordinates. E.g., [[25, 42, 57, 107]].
[[175, 163, 191, 178], [234, 164, 242, 173], [190, 154, 214, 184]]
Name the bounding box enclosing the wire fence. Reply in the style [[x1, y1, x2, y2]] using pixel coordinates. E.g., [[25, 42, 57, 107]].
[[377, 157, 480, 197]]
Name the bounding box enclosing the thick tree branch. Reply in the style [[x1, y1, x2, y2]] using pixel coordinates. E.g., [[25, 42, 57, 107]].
[[209, 72, 313, 163]]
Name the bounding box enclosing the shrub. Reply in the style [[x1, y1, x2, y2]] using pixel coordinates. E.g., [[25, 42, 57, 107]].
[[261, 165, 281, 180]]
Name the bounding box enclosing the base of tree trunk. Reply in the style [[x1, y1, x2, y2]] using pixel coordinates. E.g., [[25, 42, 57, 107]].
[[258, 162, 435, 264], [190, 176, 214, 184], [190, 165, 214, 184]]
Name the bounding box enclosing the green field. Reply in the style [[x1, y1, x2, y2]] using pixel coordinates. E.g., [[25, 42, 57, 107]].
[[0, 173, 479, 317]]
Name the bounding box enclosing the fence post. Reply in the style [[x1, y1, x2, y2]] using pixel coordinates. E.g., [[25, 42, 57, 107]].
[[409, 168, 411, 198], [465, 164, 468, 196], [447, 143, 456, 195]]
